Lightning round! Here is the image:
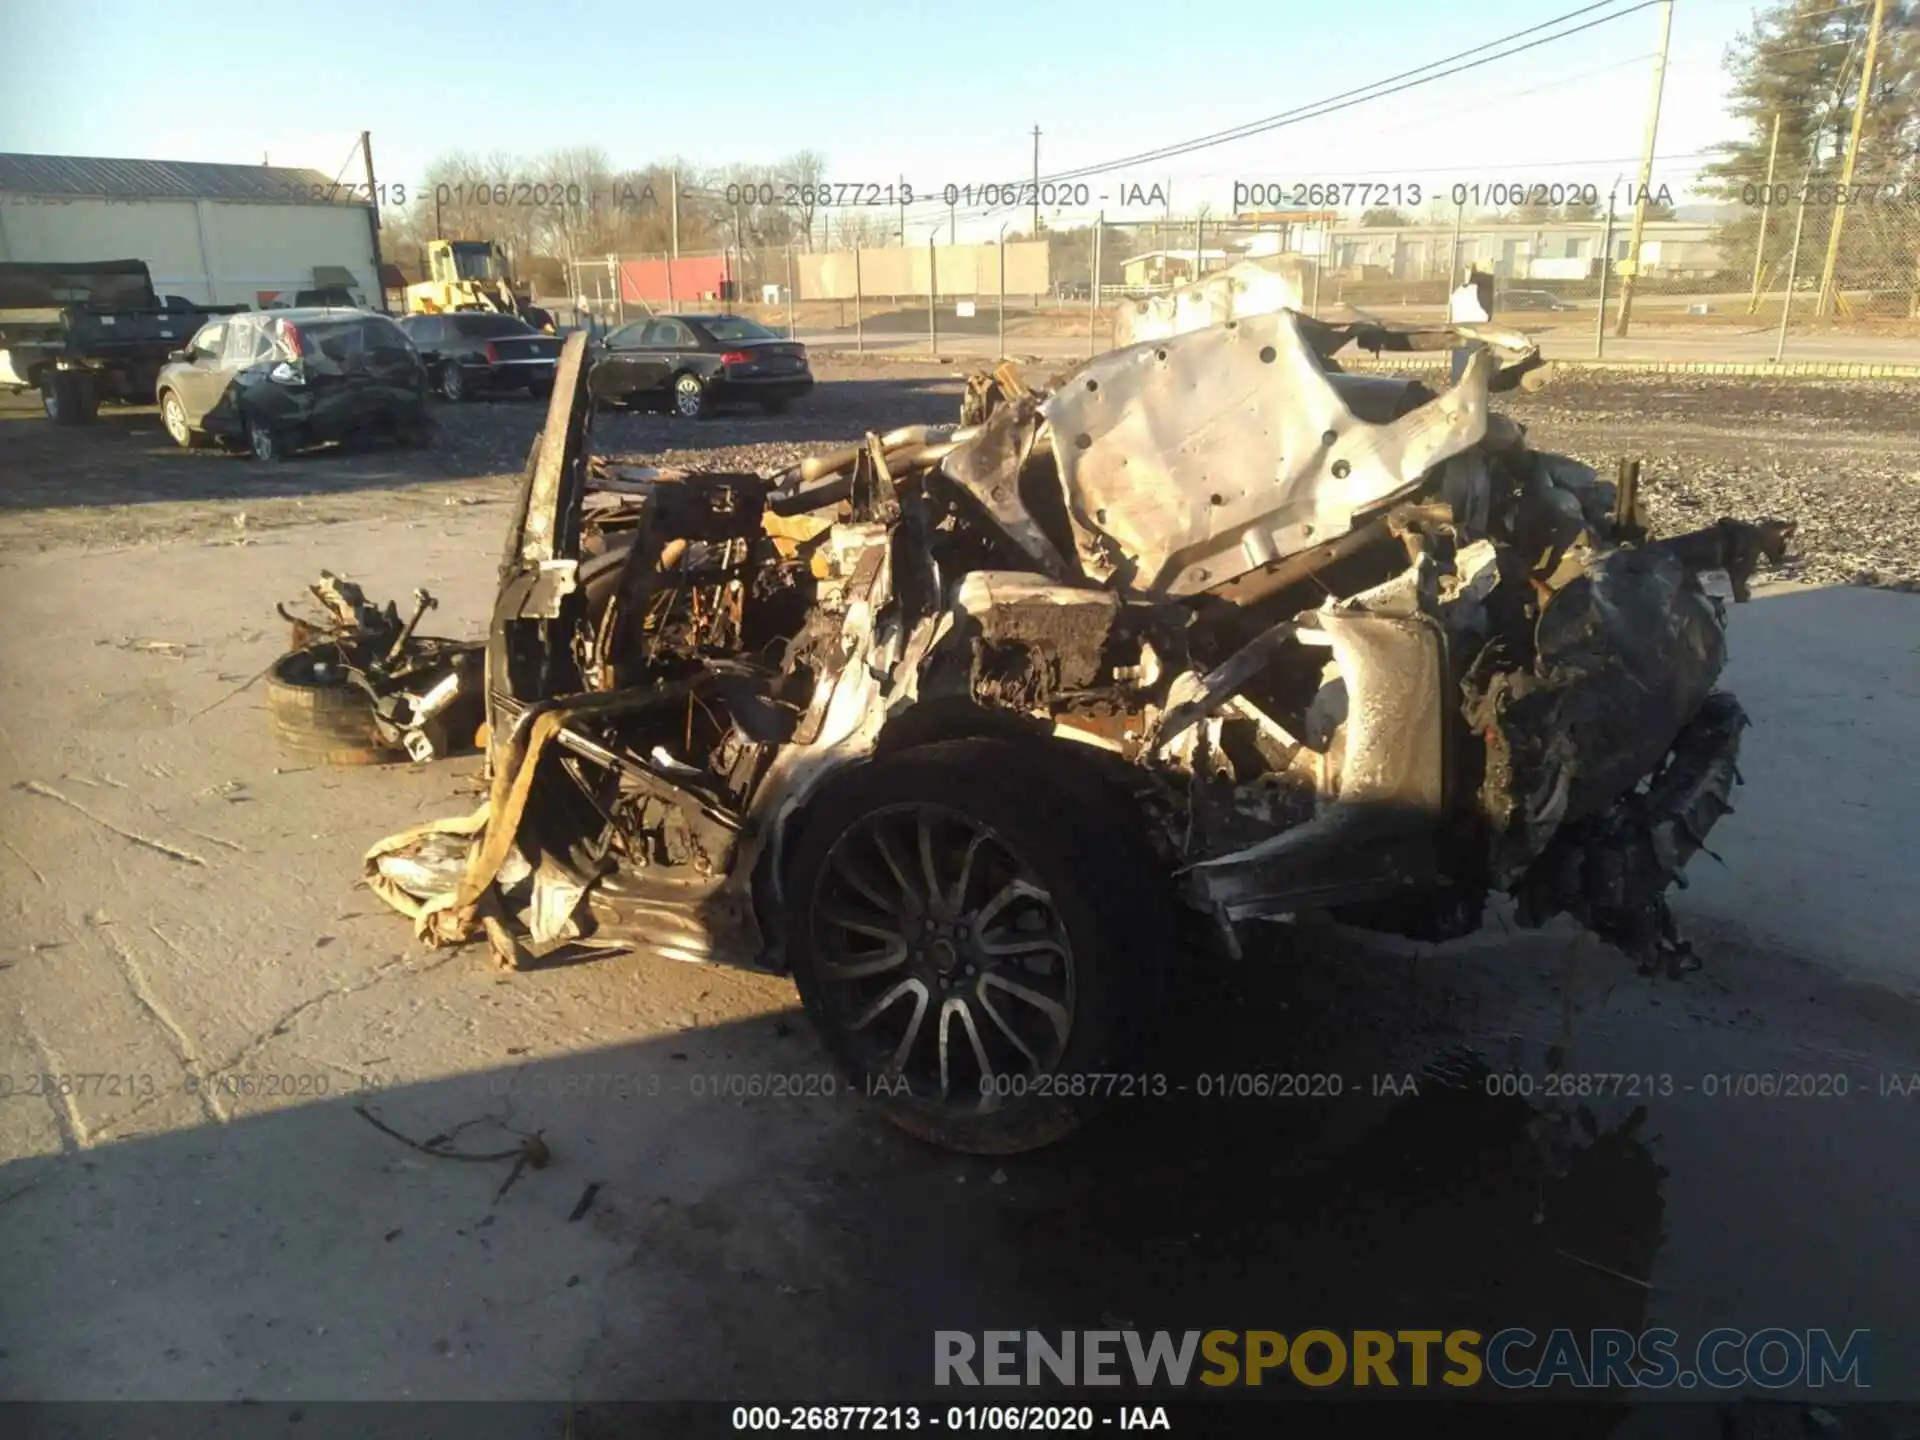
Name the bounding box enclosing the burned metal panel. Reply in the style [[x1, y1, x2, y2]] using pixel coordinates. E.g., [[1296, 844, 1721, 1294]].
[[1466, 545, 1732, 887], [1041, 309, 1496, 597], [515, 330, 594, 579], [935, 399, 1073, 579], [1187, 577, 1451, 922]]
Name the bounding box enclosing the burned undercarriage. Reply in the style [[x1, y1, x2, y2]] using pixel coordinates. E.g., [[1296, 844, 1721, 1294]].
[[366, 315, 1791, 1152]]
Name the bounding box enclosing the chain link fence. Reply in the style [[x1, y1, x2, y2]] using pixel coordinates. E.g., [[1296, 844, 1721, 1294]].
[[530, 179, 1920, 365]]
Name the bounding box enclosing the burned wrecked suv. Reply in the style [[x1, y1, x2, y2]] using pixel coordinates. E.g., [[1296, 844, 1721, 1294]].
[[369, 317, 1789, 1154]]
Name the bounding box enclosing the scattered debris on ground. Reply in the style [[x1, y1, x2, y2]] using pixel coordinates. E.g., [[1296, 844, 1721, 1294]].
[[351, 1103, 550, 1204], [268, 572, 483, 765]]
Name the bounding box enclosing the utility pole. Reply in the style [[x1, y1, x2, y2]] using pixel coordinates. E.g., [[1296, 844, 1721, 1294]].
[[1776, 144, 1819, 362], [359, 130, 387, 313], [1747, 113, 1782, 315], [1594, 187, 1617, 359], [1450, 200, 1464, 312], [670, 169, 680, 258], [1031, 125, 1042, 238], [949, 197, 956, 245], [1613, 0, 1673, 337], [998, 222, 1008, 358], [733, 203, 745, 308], [1817, 0, 1888, 317], [1088, 211, 1103, 357], [899, 175, 907, 249]]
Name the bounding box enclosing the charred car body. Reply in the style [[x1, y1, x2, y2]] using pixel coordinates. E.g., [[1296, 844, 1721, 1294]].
[[368, 316, 1790, 1153]]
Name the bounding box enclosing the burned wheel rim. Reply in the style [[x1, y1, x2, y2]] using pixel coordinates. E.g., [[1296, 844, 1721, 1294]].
[[809, 802, 1075, 1111], [673, 375, 704, 417], [161, 392, 190, 446]]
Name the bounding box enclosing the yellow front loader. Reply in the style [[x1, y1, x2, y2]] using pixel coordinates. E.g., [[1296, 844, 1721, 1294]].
[[404, 241, 553, 331]]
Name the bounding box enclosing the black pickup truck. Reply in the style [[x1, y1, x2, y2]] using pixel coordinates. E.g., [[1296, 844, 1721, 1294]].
[[0, 259, 246, 425]]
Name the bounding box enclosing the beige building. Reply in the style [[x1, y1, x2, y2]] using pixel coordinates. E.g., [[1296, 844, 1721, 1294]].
[[795, 241, 1049, 301], [1119, 249, 1231, 288], [1304, 219, 1726, 282], [0, 153, 384, 307]]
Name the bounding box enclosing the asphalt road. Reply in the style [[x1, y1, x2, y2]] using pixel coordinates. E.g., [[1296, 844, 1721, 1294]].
[[0, 365, 1916, 1436]]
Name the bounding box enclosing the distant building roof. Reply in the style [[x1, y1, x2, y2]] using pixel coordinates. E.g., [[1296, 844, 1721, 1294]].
[[0, 152, 369, 206], [1125, 249, 1231, 263]]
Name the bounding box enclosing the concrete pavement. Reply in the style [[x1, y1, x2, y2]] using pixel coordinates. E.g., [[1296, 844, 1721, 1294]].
[[0, 511, 1915, 1427]]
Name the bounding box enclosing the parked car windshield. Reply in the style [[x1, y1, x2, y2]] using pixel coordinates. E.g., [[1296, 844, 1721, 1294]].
[[700, 316, 778, 343], [452, 314, 536, 338]]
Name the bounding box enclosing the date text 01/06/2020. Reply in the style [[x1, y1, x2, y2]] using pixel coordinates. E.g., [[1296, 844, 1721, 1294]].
[[730, 1405, 1170, 1432], [719, 180, 1171, 209], [430, 181, 657, 211]]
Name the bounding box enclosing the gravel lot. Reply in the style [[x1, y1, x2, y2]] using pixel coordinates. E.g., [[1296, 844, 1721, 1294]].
[[4, 359, 1917, 590], [1496, 371, 1920, 590]]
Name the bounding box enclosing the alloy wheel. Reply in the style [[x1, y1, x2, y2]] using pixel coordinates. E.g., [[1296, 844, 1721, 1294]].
[[162, 393, 190, 446], [809, 802, 1075, 1109]]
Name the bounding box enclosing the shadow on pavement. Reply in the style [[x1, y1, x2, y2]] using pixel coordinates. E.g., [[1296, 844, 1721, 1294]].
[[0, 923, 1684, 1438]]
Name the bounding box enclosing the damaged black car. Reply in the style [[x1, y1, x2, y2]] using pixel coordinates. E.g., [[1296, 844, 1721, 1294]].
[[366, 313, 1791, 1154]]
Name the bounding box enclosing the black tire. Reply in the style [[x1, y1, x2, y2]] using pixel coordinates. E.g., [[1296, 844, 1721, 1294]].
[[528, 379, 554, 402], [44, 372, 99, 427], [671, 371, 707, 419], [245, 412, 287, 462], [264, 645, 400, 766], [158, 389, 208, 449], [785, 738, 1174, 1154], [439, 362, 470, 403]]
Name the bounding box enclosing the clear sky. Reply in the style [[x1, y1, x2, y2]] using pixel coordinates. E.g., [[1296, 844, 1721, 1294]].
[[1, 0, 1765, 239]]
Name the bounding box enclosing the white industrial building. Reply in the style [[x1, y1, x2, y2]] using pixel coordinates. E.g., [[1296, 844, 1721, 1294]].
[[1298, 219, 1726, 282], [0, 152, 384, 308]]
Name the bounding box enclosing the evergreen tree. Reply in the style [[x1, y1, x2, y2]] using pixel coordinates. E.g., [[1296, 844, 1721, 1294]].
[[1704, 0, 1920, 296]]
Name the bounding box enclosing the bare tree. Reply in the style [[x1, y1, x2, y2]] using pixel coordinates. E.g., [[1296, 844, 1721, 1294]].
[[833, 210, 890, 249], [784, 149, 827, 250]]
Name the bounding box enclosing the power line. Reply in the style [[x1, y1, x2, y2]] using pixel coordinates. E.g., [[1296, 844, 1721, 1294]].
[[1017, 0, 1662, 186], [899, 0, 1664, 229]]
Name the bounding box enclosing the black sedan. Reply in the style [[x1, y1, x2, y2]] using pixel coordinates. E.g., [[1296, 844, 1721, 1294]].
[[397, 312, 561, 402], [587, 313, 811, 417]]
